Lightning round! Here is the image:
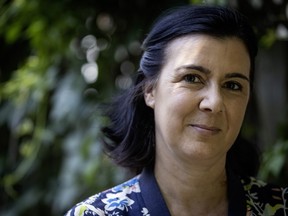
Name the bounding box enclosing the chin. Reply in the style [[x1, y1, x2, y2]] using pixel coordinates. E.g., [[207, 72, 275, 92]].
[[181, 147, 227, 163]]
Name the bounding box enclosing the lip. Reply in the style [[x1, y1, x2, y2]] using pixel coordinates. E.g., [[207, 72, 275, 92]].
[[190, 124, 221, 134]]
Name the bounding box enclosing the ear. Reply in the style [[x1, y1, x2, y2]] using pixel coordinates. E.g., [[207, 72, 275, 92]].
[[144, 82, 156, 109]]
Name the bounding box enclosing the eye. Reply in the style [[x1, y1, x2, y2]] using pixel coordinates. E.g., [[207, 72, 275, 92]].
[[224, 81, 242, 91], [183, 74, 201, 83]]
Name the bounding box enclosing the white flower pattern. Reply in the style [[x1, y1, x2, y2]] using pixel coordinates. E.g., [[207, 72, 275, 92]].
[[102, 192, 135, 211], [141, 207, 150, 216]]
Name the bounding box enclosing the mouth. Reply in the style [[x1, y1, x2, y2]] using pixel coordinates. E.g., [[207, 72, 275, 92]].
[[190, 124, 221, 134]]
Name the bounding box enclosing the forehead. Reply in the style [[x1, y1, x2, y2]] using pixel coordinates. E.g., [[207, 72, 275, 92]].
[[162, 34, 250, 76], [165, 34, 248, 58]]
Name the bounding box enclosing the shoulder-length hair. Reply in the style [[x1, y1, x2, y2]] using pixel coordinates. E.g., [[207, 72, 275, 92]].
[[102, 5, 259, 175]]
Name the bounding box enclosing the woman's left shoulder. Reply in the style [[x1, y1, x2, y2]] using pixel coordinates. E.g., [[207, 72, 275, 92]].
[[65, 175, 144, 216], [241, 176, 288, 215]]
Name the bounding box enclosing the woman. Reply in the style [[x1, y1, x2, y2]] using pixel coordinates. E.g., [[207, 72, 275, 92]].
[[66, 5, 288, 216]]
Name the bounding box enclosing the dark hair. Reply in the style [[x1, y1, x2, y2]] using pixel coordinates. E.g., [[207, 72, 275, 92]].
[[102, 5, 259, 175]]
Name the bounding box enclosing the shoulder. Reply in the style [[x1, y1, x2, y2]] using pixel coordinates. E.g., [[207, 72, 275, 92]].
[[241, 176, 288, 215], [65, 175, 149, 216]]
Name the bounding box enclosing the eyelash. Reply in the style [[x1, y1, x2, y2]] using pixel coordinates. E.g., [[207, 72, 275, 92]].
[[183, 74, 202, 83], [223, 81, 243, 91]]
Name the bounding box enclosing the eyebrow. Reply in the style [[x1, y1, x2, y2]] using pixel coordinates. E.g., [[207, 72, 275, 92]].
[[225, 72, 250, 82], [176, 64, 211, 74], [176, 64, 250, 82]]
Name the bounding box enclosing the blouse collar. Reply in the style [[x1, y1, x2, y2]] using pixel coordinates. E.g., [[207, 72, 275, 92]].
[[139, 167, 246, 215]]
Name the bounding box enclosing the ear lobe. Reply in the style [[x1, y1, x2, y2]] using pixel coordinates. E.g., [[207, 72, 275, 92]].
[[144, 83, 155, 109]]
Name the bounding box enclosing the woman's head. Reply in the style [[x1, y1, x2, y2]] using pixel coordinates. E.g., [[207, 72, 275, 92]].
[[102, 5, 259, 175], [144, 35, 252, 169]]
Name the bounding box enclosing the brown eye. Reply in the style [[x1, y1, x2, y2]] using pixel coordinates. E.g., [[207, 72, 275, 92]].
[[183, 74, 201, 83], [224, 81, 242, 91]]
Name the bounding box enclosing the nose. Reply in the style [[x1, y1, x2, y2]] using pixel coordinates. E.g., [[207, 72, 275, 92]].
[[199, 86, 224, 113]]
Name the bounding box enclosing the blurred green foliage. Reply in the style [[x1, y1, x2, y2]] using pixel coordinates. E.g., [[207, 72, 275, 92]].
[[0, 0, 287, 215]]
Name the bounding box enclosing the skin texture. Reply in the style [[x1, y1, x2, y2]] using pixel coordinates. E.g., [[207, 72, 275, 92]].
[[144, 34, 251, 215]]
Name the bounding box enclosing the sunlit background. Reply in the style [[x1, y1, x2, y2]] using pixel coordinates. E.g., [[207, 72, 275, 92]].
[[0, 0, 288, 215]]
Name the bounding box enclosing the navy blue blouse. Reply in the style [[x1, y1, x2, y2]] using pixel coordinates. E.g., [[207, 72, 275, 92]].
[[65, 168, 288, 215]]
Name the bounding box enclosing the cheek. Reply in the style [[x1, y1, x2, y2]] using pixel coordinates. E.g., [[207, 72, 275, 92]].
[[159, 97, 199, 136], [228, 101, 248, 130], [154, 93, 193, 127]]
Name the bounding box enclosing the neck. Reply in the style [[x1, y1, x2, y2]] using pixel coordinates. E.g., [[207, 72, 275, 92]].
[[154, 155, 228, 216]]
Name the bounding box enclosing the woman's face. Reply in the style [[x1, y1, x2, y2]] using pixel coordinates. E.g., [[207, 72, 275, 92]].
[[144, 34, 251, 165]]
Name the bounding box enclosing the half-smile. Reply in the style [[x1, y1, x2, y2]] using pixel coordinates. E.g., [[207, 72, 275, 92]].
[[190, 124, 221, 133]]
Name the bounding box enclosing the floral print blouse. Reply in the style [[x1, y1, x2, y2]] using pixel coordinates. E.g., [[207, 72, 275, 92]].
[[65, 168, 288, 216]]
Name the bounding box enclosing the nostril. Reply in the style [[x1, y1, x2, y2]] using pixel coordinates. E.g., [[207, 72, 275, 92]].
[[203, 107, 213, 112]]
